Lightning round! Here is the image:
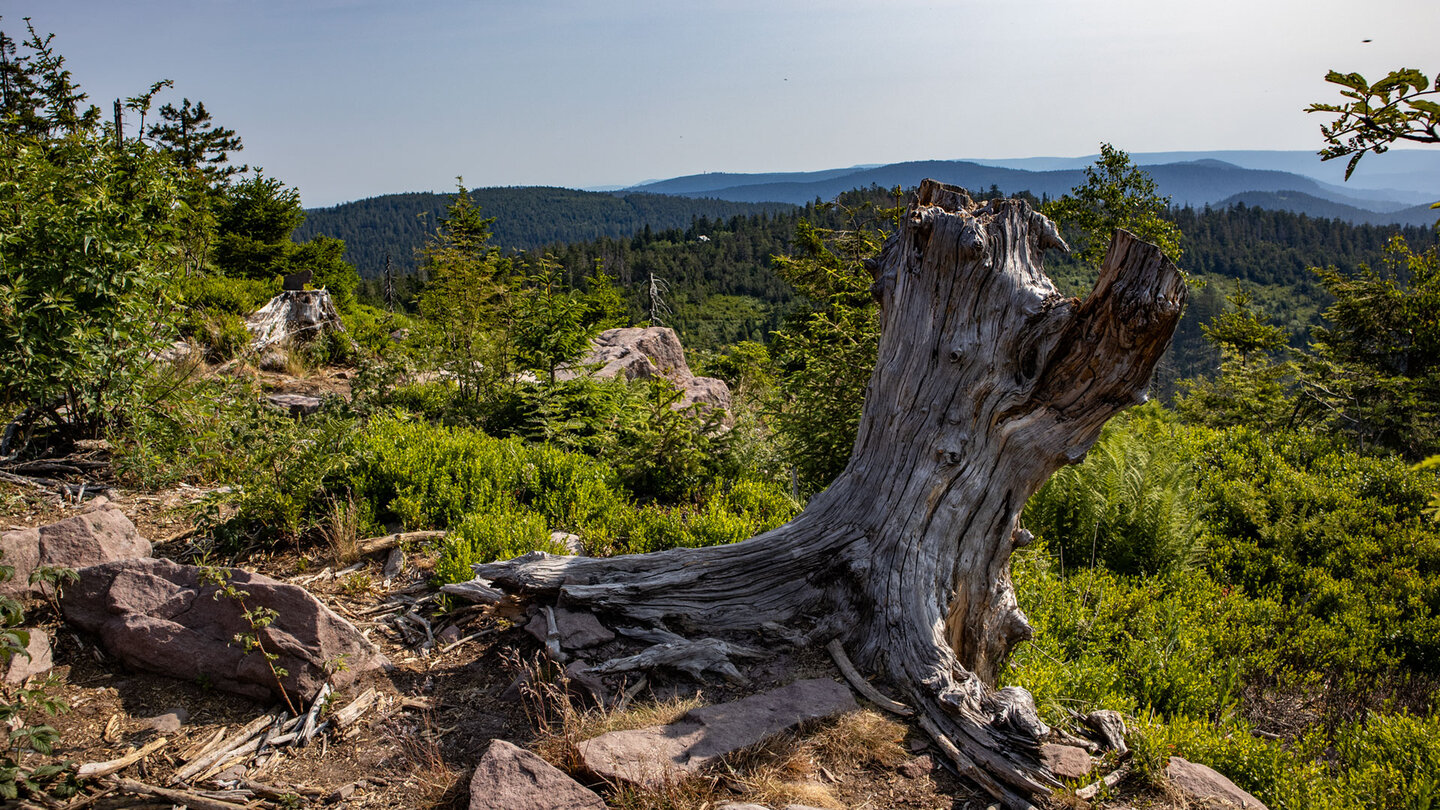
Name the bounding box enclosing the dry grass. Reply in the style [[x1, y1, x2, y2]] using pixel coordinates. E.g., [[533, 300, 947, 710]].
[[398, 709, 464, 807], [320, 494, 361, 564]]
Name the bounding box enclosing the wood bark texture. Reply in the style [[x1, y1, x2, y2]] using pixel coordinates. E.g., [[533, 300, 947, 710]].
[[470, 179, 1187, 807]]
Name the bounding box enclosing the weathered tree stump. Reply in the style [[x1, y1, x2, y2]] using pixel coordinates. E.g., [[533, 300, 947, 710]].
[[471, 179, 1187, 807]]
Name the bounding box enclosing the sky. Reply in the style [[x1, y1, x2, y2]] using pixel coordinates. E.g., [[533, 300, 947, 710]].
[[19, 0, 1440, 207]]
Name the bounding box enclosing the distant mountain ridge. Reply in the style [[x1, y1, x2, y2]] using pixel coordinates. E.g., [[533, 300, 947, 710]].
[[621, 153, 1439, 224]]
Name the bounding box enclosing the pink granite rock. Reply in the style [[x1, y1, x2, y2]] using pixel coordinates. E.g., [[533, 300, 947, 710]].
[[469, 739, 604, 810], [578, 678, 856, 788]]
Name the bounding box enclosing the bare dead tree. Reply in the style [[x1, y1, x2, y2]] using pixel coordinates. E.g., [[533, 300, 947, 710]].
[[470, 180, 1187, 807]]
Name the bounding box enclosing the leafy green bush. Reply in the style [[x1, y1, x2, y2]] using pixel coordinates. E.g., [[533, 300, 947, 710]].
[[173, 274, 277, 315], [433, 507, 561, 584]]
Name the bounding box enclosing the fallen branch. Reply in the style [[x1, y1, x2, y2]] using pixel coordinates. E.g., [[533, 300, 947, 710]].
[[171, 711, 279, 785], [439, 626, 499, 655], [114, 778, 250, 810], [296, 683, 332, 746], [76, 737, 168, 779], [330, 688, 380, 729], [356, 530, 445, 557], [1074, 763, 1130, 801], [826, 639, 913, 717], [439, 579, 505, 604], [593, 636, 763, 684]]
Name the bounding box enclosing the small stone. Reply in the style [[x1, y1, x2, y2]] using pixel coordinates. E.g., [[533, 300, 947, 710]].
[[326, 782, 356, 803], [524, 607, 615, 650], [2, 629, 52, 684], [897, 754, 934, 779], [212, 764, 246, 782], [1040, 743, 1094, 781], [469, 739, 605, 810], [549, 531, 583, 555], [717, 804, 771, 810], [146, 707, 189, 735], [1166, 757, 1269, 810]]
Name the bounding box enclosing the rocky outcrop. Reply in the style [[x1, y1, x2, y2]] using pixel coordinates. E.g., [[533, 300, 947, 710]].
[[0, 499, 151, 599], [566, 327, 732, 415], [246, 289, 345, 351], [577, 678, 857, 788], [468, 739, 605, 810], [1166, 757, 1269, 809], [62, 558, 387, 703]]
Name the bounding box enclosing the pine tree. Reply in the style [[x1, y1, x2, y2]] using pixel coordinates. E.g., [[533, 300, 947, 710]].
[[146, 97, 245, 184]]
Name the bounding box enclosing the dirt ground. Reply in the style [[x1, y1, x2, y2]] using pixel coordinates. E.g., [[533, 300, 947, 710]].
[[0, 476, 1032, 810]]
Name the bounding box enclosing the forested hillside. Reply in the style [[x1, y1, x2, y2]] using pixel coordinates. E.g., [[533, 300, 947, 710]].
[[295, 186, 794, 278], [400, 186, 1433, 383]]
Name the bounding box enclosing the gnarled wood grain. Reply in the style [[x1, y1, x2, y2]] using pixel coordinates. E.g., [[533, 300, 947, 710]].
[[469, 180, 1187, 807]]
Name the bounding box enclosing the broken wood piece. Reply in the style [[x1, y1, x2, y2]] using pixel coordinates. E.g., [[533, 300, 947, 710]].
[[77, 737, 168, 779], [177, 727, 228, 766], [114, 778, 251, 810], [171, 712, 279, 784], [438, 626, 498, 654], [297, 683, 332, 746], [1074, 763, 1130, 800], [356, 530, 446, 557], [195, 735, 267, 783], [592, 637, 762, 684], [543, 606, 566, 662], [330, 688, 380, 729], [614, 676, 648, 712], [826, 638, 914, 716], [235, 777, 324, 799], [439, 579, 505, 604]]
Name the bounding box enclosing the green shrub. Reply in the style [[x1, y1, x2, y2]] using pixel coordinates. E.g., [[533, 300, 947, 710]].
[[433, 506, 561, 584], [173, 274, 277, 315]]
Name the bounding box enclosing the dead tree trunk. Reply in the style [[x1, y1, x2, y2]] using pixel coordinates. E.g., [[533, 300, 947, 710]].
[[471, 180, 1187, 807]]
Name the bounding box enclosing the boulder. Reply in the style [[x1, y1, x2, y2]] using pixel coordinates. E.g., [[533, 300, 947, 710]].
[[2, 628, 52, 684], [565, 327, 733, 417], [1039, 743, 1094, 781], [62, 558, 387, 703], [0, 500, 151, 599], [549, 531, 583, 556], [582, 327, 692, 382], [1166, 757, 1269, 810], [577, 678, 856, 788], [246, 289, 345, 351], [469, 739, 605, 810], [679, 376, 733, 414]]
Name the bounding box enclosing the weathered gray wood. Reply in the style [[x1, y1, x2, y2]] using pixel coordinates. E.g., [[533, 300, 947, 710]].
[[467, 180, 1186, 807]]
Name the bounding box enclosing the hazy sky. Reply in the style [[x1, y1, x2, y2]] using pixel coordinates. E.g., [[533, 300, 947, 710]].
[[21, 0, 1440, 206]]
